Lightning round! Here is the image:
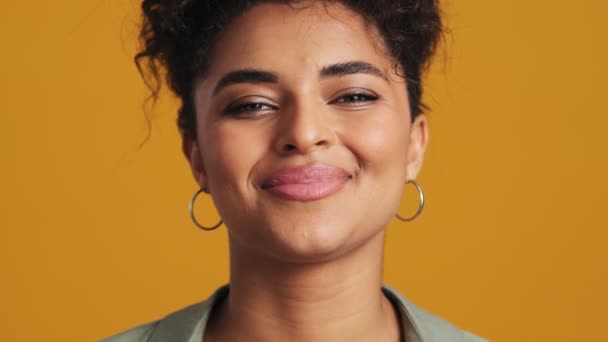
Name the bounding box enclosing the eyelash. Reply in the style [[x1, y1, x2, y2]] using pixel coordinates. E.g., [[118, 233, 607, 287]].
[[224, 102, 276, 115], [332, 91, 379, 105], [223, 91, 379, 116]]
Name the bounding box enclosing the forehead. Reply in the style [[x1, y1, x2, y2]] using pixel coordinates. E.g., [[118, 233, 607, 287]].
[[203, 2, 392, 78]]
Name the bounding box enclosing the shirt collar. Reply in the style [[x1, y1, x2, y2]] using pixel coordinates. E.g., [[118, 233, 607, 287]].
[[147, 284, 470, 342]]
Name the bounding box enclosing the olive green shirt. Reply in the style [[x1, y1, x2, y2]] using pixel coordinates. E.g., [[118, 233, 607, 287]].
[[102, 285, 486, 342]]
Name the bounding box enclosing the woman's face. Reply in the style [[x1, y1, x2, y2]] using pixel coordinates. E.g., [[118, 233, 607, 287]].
[[186, 2, 428, 262]]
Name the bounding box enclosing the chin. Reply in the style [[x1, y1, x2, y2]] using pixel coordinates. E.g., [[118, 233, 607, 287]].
[[234, 214, 363, 264], [273, 229, 354, 264]]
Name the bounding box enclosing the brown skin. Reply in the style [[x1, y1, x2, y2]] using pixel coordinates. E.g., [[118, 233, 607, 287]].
[[183, 3, 428, 342]]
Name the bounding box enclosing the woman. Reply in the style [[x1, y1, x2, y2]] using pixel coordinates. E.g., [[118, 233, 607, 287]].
[[104, 0, 485, 341]]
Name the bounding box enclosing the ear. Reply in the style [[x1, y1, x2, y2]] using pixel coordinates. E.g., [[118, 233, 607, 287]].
[[182, 134, 209, 192], [406, 114, 429, 181]]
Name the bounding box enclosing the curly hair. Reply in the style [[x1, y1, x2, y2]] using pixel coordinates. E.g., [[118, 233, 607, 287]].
[[135, 0, 443, 138]]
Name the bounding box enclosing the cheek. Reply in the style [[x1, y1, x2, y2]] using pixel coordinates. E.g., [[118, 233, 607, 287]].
[[342, 108, 410, 172], [200, 123, 266, 192], [344, 109, 411, 225]]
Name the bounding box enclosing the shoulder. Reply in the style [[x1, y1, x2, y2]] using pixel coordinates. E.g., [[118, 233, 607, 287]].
[[383, 285, 488, 342], [464, 331, 488, 342], [409, 303, 487, 341], [99, 300, 208, 342], [99, 300, 207, 342], [100, 322, 158, 342], [99, 286, 227, 342]]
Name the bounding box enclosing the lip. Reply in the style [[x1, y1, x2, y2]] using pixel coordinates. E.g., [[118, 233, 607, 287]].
[[261, 163, 352, 201]]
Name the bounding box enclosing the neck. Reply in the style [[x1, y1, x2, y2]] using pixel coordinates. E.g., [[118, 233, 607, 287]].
[[205, 231, 401, 342]]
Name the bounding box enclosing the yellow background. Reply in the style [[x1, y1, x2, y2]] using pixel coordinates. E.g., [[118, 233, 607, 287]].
[[1, 1, 606, 341]]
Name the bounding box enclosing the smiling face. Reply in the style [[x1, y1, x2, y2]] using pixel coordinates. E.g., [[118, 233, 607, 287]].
[[184, 2, 428, 262]]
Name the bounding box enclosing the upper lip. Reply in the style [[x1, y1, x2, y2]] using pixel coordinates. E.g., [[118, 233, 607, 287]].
[[261, 163, 352, 189]]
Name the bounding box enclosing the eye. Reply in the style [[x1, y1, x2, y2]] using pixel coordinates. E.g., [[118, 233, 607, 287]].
[[332, 90, 379, 106], [224, 100, 277, 117]]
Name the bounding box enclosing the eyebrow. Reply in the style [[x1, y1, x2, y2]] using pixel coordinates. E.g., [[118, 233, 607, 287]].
[[320, 61, 388, 81], [213, 69, 278, 96], [212, 61, 387, 96]]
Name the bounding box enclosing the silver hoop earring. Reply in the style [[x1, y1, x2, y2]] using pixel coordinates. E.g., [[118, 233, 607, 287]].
[[189, 189, 223, 231], [395, 180, 425, 222]]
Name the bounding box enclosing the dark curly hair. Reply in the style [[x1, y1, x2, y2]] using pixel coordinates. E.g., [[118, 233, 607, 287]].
[[135, 0, 443, 138]]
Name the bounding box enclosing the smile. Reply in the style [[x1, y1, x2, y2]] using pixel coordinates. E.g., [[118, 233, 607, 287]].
[[261, 163, 352, 201]]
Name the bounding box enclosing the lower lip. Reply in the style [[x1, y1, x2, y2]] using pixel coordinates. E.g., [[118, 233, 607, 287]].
[[264, 178, 349, 201]]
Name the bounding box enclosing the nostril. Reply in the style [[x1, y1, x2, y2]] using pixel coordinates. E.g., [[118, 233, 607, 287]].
[[284, 144, 296, 152]]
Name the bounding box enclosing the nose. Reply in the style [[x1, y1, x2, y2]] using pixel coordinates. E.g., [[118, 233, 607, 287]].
[[273, 101, 336, 155]]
